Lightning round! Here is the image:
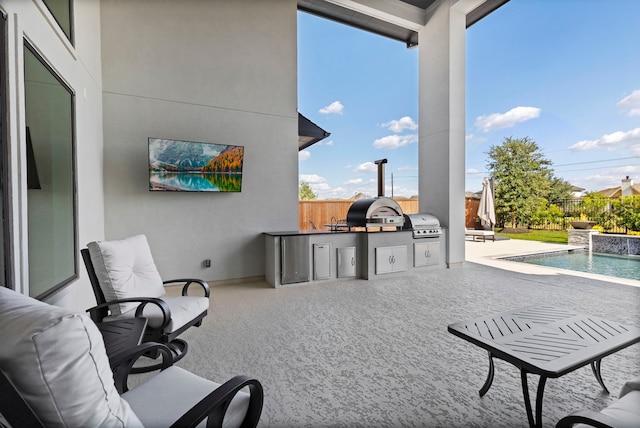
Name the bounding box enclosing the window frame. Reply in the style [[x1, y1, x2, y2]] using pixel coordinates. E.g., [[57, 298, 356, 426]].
[[41, 0, 74, 45], [0, 11, 9, 289], [23, 41, 78, 300]]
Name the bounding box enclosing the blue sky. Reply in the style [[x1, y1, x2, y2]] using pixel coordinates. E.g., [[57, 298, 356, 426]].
[[298, 0, 640, 199]]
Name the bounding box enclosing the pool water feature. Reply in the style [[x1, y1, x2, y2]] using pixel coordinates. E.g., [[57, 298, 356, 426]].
[[504, 249, 640, 281]]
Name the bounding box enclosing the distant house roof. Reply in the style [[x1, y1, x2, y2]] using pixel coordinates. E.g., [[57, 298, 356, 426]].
[[596, 184, 640, 198], [571, 185, 585, 192], [298, 113, 331, 151]]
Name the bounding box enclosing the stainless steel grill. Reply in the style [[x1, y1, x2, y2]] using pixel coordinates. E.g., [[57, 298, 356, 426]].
[[403, 213, 442, 238]]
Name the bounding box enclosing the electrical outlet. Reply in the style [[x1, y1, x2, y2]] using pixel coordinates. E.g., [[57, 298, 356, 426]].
[[204, 259, 211, 268]]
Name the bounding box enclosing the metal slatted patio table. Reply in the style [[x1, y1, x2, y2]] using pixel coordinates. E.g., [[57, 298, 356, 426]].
[[97, 317, 148, 368], [447, 305, 640, 428]]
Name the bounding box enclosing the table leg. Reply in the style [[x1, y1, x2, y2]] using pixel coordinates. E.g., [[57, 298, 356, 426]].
[[479, 351, 495, 397], [520, 370, 547, 428], [590, 359, 609, 393]]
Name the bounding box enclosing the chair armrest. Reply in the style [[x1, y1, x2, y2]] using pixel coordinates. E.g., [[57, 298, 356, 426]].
[[112, 342, 174, 394], [164, 278, 210, 298], [86, 297, 172, 329], [170, 375, 263, 428], [555, 409, 624, 428]]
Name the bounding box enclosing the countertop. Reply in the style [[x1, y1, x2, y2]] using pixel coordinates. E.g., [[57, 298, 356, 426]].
[[264, 228, 410, 236]]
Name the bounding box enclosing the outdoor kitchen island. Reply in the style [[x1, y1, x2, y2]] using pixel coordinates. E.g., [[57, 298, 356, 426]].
[[264, 228, 447, 288]]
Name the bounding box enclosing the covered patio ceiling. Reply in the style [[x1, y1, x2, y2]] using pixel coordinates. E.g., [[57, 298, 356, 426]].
[[298, 0, 510, 48], [298, 112, 331, 151]]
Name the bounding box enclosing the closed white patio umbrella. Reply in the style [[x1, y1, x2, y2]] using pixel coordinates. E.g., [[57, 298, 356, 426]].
[[477, 177, 496, 229]]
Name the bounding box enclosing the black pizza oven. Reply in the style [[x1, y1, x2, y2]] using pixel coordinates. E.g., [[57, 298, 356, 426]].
[[346, 197, 405, 229], [346, 159, 405, 230]]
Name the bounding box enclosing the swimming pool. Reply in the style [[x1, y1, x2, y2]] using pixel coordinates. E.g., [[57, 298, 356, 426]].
[[504, 249, 640, 281]]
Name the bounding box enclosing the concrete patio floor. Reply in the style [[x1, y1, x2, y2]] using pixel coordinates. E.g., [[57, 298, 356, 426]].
[[166, 239, 640, 427]]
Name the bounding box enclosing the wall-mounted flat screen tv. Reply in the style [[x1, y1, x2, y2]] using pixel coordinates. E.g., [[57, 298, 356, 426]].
[[148, 137, 244, 192]]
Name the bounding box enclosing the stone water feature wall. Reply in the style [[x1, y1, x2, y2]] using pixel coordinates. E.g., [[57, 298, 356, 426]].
[[592, 234, 640, 255], [567, 229, 599, 249]]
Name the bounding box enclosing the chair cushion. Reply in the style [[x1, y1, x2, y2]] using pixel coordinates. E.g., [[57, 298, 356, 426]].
[[0, 287, 143, 427], [599, 390, 640, 427], [122, 366, 250, 428], [106, 295, 209, 333], [88, 234, 165, 315], [620, 377, 640, 397]]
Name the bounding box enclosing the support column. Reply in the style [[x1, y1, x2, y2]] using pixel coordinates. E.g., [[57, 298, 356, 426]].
[[418, 0, 479, 267]]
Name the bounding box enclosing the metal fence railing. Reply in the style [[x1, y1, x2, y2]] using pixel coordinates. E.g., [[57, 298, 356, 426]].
[[528, 198, 627, 234]]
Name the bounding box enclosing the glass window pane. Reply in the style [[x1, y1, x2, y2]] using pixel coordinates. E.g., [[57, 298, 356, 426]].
[[24, 43, 76, 298], [43, 0, 72, 43]]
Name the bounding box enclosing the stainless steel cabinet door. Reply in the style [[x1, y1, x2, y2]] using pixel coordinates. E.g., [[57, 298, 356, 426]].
[[414, 241, 440, 267], [337, 246, 356, 278], [281, 235, 310, 284], [314, 243, 331, 280], [375, 245, 406, 274]]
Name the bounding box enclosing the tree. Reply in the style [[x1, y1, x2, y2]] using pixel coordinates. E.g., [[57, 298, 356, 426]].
[[547, 176, 573, 204], [487, 137, 554, 229], [299, 181, 317, 200], [612, 195, 640, 232]]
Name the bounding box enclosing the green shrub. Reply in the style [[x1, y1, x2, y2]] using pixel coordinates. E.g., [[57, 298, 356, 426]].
[[611, 196, 640, 232]]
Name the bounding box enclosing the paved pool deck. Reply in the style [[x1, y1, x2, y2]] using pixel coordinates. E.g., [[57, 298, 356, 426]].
[[465, 238, 640, 288]]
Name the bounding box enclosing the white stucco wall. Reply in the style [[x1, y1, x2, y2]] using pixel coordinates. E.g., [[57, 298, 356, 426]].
[[0, 0, 105, 310], [419, 0, 469, 267], [100, 0, 299, 281]]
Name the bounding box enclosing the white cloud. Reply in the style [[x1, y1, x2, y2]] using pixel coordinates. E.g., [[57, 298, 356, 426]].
[[467, 168, 479, 174], [319, 101, 344, 115], [618, 89, 640, 117], [569, 127, 640, 151], [398, 165, 416, 171], [475, 106, 541, 132], [575, 174, 621, 191], [298, 150, 311, 161], [299, 174, 331, 196], [466, 134, 488, 145], [313, 183, 332, 191], [323, 140, 334, 146], [325, 187, 347, 197], [345, 178, 363, 185], [574, 170, 640, 192], [373, 134, 418, 149], [353, 162, 378, 173], [382, 116, 418, 133], [299, 174, 326, 184], [391, 185, 418, 198], [615, 165, 639, 174]]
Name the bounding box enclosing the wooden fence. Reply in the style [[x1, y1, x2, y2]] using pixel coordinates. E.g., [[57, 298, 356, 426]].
[[299, 198, 419, 230], [298, 197, 626, 233], [465, 197, 481, 229]]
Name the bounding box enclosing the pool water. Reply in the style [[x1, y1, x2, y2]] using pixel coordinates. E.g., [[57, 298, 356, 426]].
[[504, 249, 640, 281]]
